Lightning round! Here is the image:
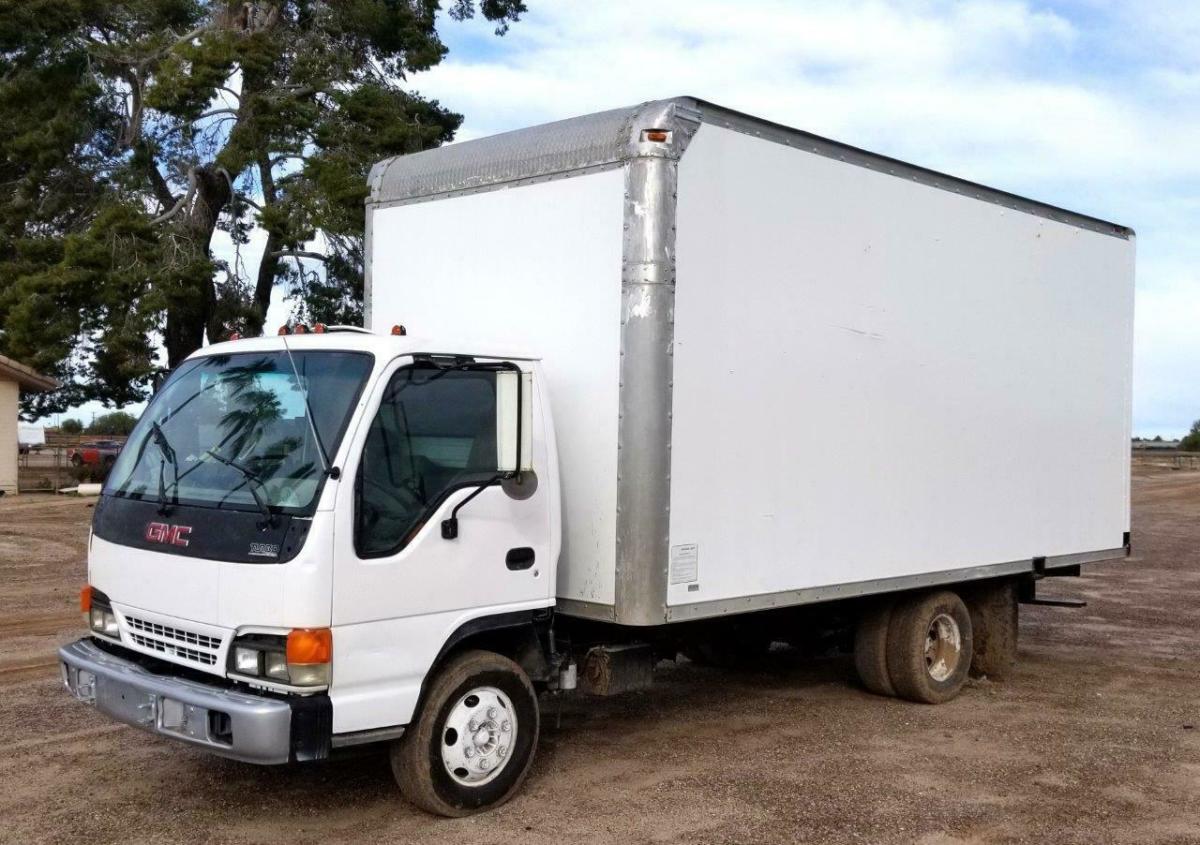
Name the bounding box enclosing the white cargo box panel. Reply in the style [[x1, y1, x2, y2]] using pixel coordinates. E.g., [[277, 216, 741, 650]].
[[366, 97, 1134, 626]]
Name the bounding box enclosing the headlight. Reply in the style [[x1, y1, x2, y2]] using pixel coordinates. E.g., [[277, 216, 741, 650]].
[[234, 646, 262, 675], [227, 629, 331, 688], [83, 587, 120, 639], [264, 650, 290, 681]]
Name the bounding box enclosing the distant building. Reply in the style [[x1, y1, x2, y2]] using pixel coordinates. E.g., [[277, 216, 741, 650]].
[[0, 355, 58, 494]]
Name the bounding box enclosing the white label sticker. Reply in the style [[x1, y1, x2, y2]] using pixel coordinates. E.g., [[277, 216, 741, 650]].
[[670, 543, 699, 585]]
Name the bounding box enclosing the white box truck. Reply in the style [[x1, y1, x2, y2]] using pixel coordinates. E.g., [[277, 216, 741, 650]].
[[60, 97, 1135, 816]]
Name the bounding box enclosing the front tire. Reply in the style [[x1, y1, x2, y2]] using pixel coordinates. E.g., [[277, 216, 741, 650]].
[[391, 650, 539, 817]]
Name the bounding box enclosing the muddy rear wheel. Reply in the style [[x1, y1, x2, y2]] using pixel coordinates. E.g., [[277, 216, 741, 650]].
[[885, 590, 973, 704], [854, 600, 896, 696]]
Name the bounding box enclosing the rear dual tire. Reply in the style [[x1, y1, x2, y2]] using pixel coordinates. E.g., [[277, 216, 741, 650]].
[[854, 590, 973, 704]]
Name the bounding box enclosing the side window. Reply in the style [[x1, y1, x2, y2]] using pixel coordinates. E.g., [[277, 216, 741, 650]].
[[356, 366, 498, 556]]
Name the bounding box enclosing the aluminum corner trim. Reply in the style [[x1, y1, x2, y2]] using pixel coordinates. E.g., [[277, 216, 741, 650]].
[[612, 103, 698, 627]]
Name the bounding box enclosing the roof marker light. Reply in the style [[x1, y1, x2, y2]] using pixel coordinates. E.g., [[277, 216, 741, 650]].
[[391, 324, 407, 336], [293, 324, 308, 334], [643, 129, 670, 143], [228, 332, 241, 341], [278, 326, 291, 335], [313, 323, 326, 334]]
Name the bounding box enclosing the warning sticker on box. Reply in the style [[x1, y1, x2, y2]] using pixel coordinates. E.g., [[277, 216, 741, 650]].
[[669, 543, 699, 585]]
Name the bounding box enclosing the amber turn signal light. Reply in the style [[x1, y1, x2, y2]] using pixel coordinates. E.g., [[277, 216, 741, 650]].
[[80, 585, 93, 613], [286, 628, 332, 664]]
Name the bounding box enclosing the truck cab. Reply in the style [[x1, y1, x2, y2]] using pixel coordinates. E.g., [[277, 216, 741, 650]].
[[62, 327, 558, 814]]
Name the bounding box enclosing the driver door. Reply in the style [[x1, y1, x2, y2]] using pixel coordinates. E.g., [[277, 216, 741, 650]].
[[327, 357, 553, 734]]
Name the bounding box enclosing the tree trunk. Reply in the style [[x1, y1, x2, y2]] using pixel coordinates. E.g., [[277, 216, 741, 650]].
[[248, 156, 282, 336], [164, 166, 231, 367]]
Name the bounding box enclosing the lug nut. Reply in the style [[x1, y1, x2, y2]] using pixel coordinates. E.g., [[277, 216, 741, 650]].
[[480, 758, 491, 770], [501, 720, 511, 732], [468, 719, 478, 732], [487, 707, 497, 720], [464, 747, 474, 758], [498, 746, 507, 757]]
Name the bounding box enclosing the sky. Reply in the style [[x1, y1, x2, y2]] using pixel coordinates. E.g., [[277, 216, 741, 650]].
[[56, 0, 1199, 438]]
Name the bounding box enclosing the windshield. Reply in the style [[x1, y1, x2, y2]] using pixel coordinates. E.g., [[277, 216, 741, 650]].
[[107, 350, 373, 514]]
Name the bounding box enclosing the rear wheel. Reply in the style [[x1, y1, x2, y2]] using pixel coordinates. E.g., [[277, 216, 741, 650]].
[[853, 601, 896, 696], [391, 650, 539, 817], [885, 591, 973, 704]]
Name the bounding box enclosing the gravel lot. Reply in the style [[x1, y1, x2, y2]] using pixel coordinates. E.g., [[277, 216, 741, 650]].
[[1, 467, 1198, 844]]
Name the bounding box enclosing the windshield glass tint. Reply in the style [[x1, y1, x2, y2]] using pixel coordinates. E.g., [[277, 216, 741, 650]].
[[107, 351, 372, 513], [357, 366, 499, 557]]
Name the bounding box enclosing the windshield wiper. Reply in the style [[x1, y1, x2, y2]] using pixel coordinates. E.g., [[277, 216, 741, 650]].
[[150, 422, 179, 516], [204, 449, 277, 527]]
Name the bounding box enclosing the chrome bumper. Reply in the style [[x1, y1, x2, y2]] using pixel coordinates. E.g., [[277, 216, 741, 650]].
[[59, 638, 294, 764]]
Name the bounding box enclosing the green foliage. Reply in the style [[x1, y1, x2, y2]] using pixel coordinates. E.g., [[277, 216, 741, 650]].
[[1181, 420, 1200, 452], [0, 1, 524, 417], [86, 410, 140, 435], [60, 418, 84, 434]]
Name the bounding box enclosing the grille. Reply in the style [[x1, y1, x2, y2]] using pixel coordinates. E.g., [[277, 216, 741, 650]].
[[126, 616, 222, 650], [124, 616, 222, 667], [129, 632, 217, 665]]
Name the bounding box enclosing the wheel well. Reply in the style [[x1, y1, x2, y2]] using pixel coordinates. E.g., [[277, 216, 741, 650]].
[[443, 624, 549, 682], [415, 611, 553, 722]]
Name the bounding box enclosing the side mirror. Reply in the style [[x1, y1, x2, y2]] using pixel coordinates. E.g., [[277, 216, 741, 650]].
[[151, 370, 170, 394], [495, 369, 533, 475]]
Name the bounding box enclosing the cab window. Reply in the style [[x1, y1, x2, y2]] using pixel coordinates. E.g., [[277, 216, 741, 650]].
[[356, 365, 498, 556]]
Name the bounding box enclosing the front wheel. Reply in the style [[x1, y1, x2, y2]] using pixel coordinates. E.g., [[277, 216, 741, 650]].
[[391, 650, 539, 817]]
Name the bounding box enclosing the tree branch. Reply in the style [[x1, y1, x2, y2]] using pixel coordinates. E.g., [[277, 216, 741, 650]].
[[270, 250, 329, 262], [233, 193, 264, 211], [145, 159, 177, 210], [197, 107, 239, 120], [150, 168, 197, 224]]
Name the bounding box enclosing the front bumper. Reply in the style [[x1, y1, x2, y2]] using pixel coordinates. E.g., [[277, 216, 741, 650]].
[[59, 638, 328, 764]]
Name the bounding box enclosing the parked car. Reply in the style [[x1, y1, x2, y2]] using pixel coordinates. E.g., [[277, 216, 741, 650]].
[[68, 440, 123, 468]]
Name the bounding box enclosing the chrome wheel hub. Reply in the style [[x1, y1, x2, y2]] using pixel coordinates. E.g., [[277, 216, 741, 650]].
[[440, 686, 517, 786], [924, 613, 962, 682]]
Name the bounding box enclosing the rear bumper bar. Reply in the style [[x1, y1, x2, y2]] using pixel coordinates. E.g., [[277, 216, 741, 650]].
[[59, 638, 326, 764]]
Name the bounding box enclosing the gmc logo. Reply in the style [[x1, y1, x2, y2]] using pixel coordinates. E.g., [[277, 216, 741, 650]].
[[145, 522, 192, 547]]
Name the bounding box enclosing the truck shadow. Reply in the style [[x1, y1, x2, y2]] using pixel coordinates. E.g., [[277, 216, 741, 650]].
[[190, 648, 856, 817]]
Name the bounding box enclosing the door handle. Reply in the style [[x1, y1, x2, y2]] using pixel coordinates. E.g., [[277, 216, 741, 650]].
[[506, 547, 535, 571]]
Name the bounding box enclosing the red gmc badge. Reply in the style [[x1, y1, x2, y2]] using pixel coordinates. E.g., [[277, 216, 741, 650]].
[[144, 522, 192, 547]]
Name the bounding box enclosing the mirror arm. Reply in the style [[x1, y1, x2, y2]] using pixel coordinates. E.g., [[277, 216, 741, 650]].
[[441, 474, 508, 540]]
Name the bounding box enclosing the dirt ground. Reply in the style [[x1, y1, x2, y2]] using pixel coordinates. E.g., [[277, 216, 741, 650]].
[[1, 468, 1198, 845]]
